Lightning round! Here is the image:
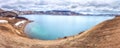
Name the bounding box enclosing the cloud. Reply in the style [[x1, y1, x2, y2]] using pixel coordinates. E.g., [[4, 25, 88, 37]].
[[0, 0, 120, 15]]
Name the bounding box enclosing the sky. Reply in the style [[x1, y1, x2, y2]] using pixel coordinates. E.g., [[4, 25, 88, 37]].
[[0, 0, 120, 14]]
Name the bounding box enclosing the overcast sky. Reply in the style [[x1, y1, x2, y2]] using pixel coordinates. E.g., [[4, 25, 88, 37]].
[[0, 0, 120, 13], [0, 0, 119, 5]]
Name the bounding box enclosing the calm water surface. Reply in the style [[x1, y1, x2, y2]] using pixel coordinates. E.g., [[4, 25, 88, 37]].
[[22, 15, 115, 40]]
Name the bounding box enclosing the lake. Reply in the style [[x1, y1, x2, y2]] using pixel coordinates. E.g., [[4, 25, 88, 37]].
[[22, 15, 115, 40]]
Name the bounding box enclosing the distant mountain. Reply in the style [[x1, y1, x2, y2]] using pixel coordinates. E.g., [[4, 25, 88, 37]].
[[13, 10, 81, 15], [0, 8, 4, 13], [11, 10, 118, 16]]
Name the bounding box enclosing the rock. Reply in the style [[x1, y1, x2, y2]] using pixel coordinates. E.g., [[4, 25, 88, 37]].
[[0, 9, 18, 17], [0, 11, 18, 17]]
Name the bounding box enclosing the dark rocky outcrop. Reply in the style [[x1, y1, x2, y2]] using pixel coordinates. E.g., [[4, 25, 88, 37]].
[[0, 8, 18, 17], [0, 11, 18, 17], [15, 16, 28, 20]]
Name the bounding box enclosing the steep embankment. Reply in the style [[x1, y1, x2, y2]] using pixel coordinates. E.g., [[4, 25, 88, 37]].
[[0, 16, 120, 48], [62, 16, 120, 48]]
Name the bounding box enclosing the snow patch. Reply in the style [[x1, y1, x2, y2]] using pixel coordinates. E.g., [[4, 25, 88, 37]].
[[0, 20, 8, 23], [15, 20, 27, 27]]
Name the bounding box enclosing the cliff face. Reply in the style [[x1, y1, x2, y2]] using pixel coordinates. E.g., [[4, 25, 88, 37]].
[[0, 16, 120, 48]]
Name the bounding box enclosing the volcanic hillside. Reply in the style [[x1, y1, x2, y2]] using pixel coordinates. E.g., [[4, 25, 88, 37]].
[[0, 12, 120, 48]]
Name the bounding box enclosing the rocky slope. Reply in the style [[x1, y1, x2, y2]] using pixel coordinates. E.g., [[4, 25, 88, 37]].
[[62, 16, 120, 48], [0, 14, 120, 48]]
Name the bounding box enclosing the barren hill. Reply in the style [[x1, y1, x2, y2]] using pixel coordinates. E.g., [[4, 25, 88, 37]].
[[0, 16, 120, 48]]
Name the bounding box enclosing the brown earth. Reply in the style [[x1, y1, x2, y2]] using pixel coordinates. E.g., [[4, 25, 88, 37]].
[[0, 16, 120, 48]]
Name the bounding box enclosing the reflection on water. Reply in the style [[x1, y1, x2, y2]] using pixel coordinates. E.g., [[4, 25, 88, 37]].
[[22, 15, 115, 40]]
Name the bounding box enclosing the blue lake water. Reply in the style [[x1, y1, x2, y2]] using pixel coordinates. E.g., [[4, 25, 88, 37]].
[[22, 15, 115, 40]]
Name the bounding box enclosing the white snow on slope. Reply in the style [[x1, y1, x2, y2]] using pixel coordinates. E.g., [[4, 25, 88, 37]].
[[0, 20, 8, 23], [0, 0, 120, 14], [15, 20, 26, 27]]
